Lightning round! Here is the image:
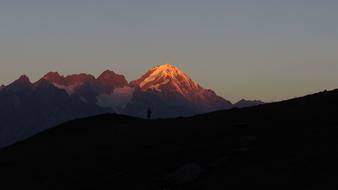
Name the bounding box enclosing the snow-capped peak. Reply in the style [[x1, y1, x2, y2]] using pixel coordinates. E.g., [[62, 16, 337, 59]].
[[131, 64, 201, 97], [142, 64, 190, 85]]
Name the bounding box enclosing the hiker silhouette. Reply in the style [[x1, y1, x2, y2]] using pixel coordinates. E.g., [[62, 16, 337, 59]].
[[147, 108, 152, 119]]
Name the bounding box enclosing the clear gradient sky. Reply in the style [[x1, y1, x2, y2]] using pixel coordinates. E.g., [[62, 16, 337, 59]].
[[0, 0, 337, 102]]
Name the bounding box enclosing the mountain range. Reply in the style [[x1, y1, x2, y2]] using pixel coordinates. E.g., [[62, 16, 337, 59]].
[[0, 64, 262, 147]]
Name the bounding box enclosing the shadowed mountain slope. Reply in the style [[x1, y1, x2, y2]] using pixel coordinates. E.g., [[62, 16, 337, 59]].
[[0, 65, 238, 147], [0, 77, 109, 147]]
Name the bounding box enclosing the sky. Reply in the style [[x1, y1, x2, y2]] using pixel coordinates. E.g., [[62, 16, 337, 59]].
[[0, 0, 337, 102]]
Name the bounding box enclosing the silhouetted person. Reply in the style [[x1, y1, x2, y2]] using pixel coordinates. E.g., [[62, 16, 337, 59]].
[[147, 108, 152, 119]]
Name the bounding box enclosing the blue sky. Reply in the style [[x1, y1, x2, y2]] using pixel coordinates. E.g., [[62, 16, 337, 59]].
[[0, 0, 337, 102]]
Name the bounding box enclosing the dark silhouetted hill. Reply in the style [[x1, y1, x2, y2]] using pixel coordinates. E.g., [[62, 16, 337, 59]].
[[0, 89, 338, 189]]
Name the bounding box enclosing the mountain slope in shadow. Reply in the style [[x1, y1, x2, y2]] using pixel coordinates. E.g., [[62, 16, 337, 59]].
[[0, 89, 338, 189], [0, 65, 236, 147]]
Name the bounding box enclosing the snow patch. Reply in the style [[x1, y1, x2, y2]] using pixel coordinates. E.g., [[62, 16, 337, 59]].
[[96, 86, 135, 109], [51, 83, 77, 95], [148, 79, 170, 91]]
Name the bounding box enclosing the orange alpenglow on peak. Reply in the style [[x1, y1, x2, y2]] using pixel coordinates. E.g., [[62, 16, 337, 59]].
[[149, 64, 188, 78], [130, 64, 201, 96]]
